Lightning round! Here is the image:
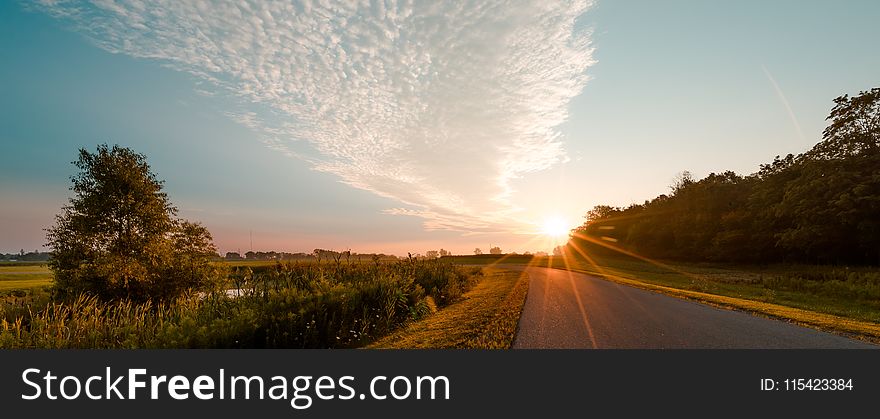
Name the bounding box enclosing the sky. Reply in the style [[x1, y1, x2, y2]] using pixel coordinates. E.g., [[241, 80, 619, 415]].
[[1, 0, 879, 256]]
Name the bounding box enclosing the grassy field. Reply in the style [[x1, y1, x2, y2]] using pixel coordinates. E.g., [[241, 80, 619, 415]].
[[0, 257, 532, 348], [0, 259, 486, 348], [446, 253, 880, 341], [369, 268, 529, 349], [0, 260, 367, 292], [0, 264, 52, 292], [442, 254, 536, 265]]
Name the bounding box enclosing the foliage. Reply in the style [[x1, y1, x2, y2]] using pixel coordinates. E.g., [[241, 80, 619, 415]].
[[46, 144, 222, 301], [572, 88, 880, 265], [0, 259, 480, 348], [812, 88, 880, 159]]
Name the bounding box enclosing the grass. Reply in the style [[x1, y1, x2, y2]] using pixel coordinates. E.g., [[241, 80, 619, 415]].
[[0, 260, 411, 292], [0, 260, 384, 292], [0, 264, 51, 272], [368, 268, 529, 349], [442, 254, 536, 265], [0, 264, 52, 291], [0, 278, 53, 292], [446, 253, 880, 342], [0, 259, 483, 348]]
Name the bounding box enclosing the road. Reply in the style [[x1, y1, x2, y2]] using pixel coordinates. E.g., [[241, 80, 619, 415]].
[[512, 267, 877, 349]]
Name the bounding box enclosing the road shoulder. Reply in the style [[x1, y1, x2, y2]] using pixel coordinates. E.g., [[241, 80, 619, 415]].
[[368, 268, 529, 349]]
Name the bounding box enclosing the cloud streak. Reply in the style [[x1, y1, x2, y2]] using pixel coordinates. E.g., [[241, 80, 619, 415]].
[[35, 0, 594, 233], [762, 64, 805, 144]]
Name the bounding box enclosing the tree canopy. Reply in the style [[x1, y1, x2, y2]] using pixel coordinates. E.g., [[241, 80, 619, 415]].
[[47, 144, 222, 301], [570, 88, 880, 265]]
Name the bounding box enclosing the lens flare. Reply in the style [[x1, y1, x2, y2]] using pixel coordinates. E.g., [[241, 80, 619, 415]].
[[540, 217, 570, 239]]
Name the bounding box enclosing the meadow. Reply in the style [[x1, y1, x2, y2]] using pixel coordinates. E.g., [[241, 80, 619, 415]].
[[0, 258, 485, 348], [0, 263, 52, 293]]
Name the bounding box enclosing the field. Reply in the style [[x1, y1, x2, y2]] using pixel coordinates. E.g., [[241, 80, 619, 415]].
[[0, 263, 52, 292], [0, 259, 490, 348], [7, 252, 878, 346]]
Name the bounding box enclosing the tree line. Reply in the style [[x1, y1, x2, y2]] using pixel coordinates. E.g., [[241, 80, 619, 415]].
[[0, 251, 51, 262], [571, 88, 880, 265], [225, 250, 398, 262]]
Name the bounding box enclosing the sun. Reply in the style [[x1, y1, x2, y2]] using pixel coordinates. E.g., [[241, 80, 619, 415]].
[[540, 216, 570, 239]]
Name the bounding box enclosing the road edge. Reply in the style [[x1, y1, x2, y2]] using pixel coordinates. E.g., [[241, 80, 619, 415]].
[[551, 266, 880, 345]]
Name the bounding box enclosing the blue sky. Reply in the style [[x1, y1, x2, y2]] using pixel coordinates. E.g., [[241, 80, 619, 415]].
[[1, 0, 878, 255]]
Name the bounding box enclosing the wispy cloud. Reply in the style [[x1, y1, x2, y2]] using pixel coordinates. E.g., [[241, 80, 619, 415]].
[[762, 64, 805, 144], [35, 0, 594, 233]]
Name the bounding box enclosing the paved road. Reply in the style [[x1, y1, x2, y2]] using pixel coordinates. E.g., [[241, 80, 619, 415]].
[[513, 267, 877, 349]]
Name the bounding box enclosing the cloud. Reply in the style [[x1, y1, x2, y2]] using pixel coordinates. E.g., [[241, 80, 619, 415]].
[[762, 65, 805, 144], [35, 0, 594, 233]]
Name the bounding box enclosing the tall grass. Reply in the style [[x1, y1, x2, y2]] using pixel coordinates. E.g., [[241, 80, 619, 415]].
[[760, 269, 880, 301], [0, 258, 481, 348]]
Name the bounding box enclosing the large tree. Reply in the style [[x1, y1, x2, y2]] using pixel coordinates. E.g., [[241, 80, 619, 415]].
[[811, 88, 880, 159], [47, 144, 221, 300]]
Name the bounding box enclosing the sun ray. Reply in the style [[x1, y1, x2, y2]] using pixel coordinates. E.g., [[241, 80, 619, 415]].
[[569, 231, 706, 283], [567, 240, 655, 317], [559, 247, 598, 348], [478, 232, 548, 270]]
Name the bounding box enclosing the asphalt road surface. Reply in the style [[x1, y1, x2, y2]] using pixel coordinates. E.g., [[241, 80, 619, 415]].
[[513, 267, 877, 349]]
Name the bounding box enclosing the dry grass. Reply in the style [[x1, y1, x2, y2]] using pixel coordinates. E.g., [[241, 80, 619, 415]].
[[368, 268, 529, 349], [0, 278, 53, 291], [0, 264, 53, 291]]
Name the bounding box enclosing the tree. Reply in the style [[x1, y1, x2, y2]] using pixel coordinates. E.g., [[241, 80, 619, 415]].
[[473, 248, 483, 255], [489, 246, 502, 255], [567, 88, 880, 265], [670, 170, 695, 195], [553, 245, 566, 257], [584, 205, 620, 224], [439, 248, 450, 257], [812, 88, 880, 159], [46, 144, 221, 301], [425, 250, 440, 259]]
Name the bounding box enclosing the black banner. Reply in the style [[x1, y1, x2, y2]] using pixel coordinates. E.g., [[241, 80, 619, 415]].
[[1, 350, 877, 417]]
